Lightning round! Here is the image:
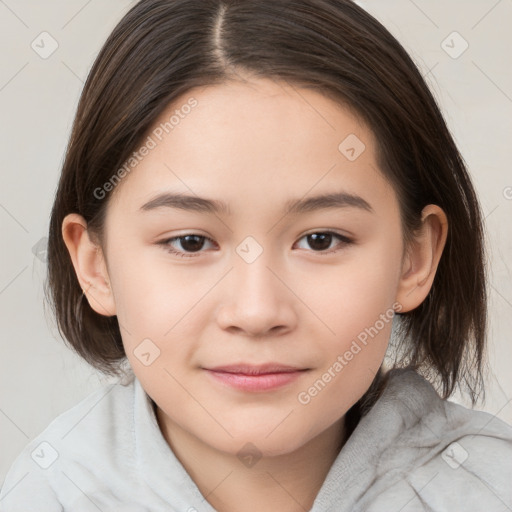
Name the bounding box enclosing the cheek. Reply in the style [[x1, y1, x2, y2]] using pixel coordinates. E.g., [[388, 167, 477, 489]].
[[109, 248, 212, 331], [296, 241, 399, 409], [296, 277, 396, 429], [300, 245, 400, 343], [110, 260, 215, 382]]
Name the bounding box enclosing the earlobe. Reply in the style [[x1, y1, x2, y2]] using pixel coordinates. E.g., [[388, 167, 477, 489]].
[[395, 205, 448, 313], [61, 213, 116, 317]]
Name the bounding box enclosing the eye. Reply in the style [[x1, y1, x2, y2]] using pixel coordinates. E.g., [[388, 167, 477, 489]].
[[158, 234, 216, 258], [157, 231, 353, 258], [294, 231, 353, 255]]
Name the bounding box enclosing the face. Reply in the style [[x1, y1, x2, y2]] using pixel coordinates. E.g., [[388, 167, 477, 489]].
[[94, 78, 407, 456]]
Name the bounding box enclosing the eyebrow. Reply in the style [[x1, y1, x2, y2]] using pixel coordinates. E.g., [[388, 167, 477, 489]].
[[139, 191, 374, 216]]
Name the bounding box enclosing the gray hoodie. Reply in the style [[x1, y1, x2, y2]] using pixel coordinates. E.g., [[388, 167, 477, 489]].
[[1, 368, 511, 511]]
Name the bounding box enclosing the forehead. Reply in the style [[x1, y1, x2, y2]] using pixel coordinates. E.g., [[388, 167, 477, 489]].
[[106, 78, 395, 218]]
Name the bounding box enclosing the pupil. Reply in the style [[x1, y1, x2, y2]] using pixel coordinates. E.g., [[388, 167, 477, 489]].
[[308, 233, 331, 251], [182, 235, 204, 252]]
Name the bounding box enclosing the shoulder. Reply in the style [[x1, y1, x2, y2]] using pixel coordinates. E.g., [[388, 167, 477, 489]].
[[0, 373, 136, 510], [367, 369, 512, 511]]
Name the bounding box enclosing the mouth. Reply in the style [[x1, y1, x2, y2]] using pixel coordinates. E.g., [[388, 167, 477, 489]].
[[202, 363, 310, 392]]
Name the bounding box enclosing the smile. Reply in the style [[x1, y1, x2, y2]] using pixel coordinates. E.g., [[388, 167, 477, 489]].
[[203, 364, 309, 392]]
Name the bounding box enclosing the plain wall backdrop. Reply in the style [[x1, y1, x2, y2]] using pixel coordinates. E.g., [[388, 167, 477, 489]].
[[1, 0, 511, 486]]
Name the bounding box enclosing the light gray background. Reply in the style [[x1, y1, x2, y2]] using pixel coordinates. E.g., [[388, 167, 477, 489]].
[[1, 0, 511, 486]]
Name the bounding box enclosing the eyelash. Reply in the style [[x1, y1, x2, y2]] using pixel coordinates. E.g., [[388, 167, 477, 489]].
[[157, 231, 354, 258]]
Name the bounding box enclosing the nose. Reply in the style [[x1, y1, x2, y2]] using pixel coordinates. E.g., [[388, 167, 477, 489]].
[[215, 251, 297, 338]]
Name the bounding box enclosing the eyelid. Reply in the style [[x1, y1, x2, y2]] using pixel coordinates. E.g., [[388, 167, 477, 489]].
[[157, 230, 354, 258], [301, 228, 353, 241], [158, 233, 217, 258], [294, 230, 354, 255]]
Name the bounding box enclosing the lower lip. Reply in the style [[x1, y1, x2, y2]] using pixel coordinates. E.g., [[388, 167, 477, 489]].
[[205, 370, 305, 391]]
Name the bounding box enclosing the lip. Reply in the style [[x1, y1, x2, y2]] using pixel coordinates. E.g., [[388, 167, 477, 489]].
[[203, 363, 309, 392]]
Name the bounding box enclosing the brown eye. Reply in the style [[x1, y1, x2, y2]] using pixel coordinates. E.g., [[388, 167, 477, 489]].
[[158, 234, 216, 258], [306, 233, 333, 251], [176, 235, 206, 252], [158, 231, 353, 259], [295, 231, 353, 255]]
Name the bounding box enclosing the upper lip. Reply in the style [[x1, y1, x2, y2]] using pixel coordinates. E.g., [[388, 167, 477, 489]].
[[205, 363, 306, 375]]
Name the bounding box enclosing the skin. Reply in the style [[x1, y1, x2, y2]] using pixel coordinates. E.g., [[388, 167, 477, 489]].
[[62, 77, 448, 512]]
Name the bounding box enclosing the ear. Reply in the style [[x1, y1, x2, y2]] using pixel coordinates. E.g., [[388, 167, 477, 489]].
[[395, 204, 448, 313], [61, 213, 116, 317]]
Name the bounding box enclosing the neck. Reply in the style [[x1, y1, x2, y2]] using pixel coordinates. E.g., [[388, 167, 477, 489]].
[[156, 408, 347, 512]]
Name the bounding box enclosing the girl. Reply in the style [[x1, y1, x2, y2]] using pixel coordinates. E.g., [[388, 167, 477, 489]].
[[1, 0, 511, 510]]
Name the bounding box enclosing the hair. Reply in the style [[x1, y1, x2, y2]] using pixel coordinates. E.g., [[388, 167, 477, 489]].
[[45, 0, 488, 417]]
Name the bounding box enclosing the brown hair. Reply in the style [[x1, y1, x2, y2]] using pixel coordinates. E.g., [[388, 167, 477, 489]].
[[45, 0, 488, 409]]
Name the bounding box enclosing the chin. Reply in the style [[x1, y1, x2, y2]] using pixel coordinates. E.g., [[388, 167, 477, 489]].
[[204, 427, 311, 460]]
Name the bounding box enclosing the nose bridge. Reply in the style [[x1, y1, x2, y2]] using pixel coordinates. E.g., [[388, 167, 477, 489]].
[[232, 240, 281, 301], [216, 239, 293, 335]]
